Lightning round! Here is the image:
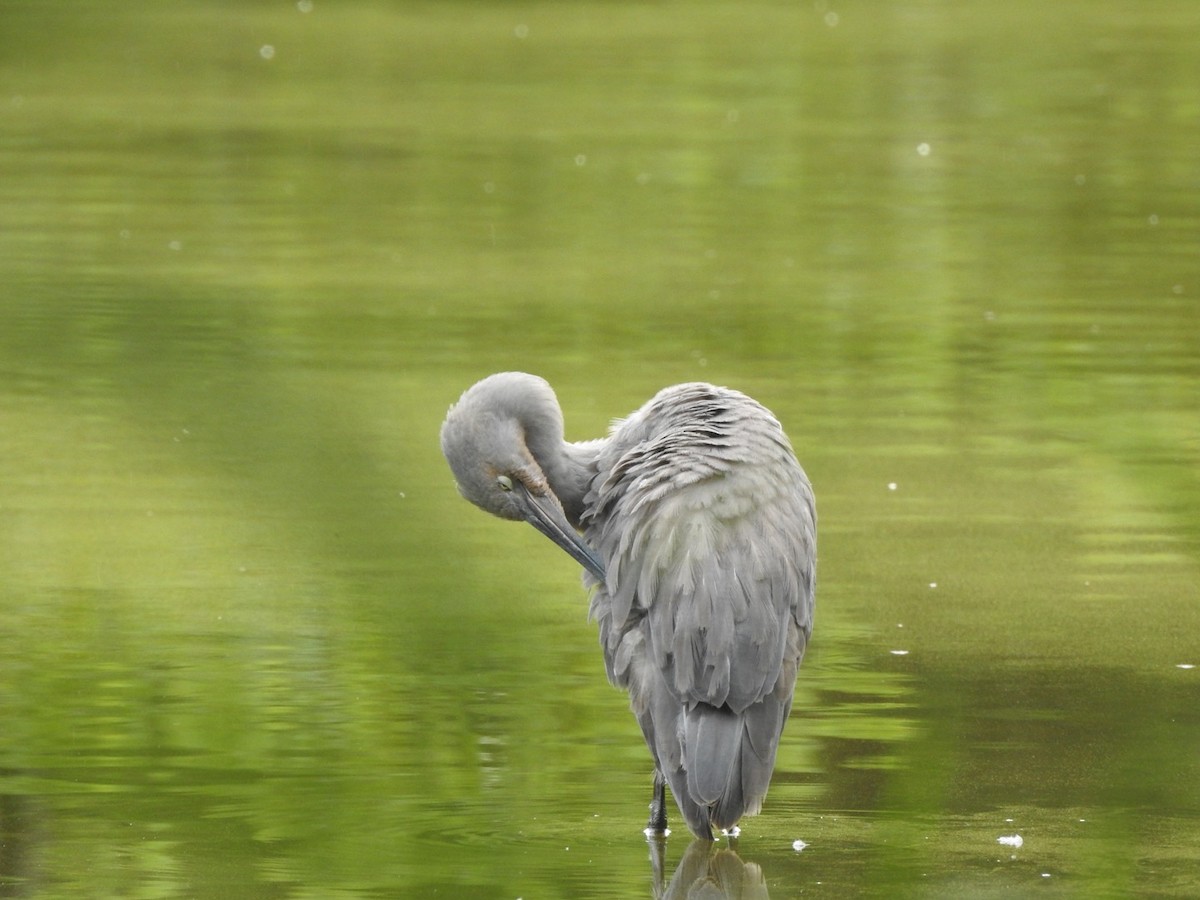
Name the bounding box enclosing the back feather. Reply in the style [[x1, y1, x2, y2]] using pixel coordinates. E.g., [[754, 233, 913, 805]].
[[584, 383, 816, 836]]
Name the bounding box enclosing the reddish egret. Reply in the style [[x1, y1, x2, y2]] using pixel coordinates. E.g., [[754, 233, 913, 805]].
[[440, 372, 816, 839]]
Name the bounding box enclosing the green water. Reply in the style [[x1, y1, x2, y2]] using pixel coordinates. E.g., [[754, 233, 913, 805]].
[[2, 0, 1198, 896]]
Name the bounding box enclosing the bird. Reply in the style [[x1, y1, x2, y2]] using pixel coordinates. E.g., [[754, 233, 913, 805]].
[[439, 372, 816, 840]]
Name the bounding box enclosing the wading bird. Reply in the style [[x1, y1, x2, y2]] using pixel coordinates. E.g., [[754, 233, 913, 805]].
[[440, 372, 816, 840]]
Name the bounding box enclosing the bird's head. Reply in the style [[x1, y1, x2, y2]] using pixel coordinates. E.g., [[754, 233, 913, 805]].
[[440, 374, 606, 581], [440, 407, 542, 521]]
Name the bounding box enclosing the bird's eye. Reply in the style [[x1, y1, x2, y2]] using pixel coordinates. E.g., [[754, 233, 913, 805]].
[[496, 474, 514, 492]]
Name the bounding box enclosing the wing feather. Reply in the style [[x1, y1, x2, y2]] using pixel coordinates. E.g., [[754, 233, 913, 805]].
[[583, 383, 816, 835]]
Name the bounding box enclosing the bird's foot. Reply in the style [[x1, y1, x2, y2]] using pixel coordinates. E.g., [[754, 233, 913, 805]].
[[645, 770, 669, 835], [645, 801, 668, 835]]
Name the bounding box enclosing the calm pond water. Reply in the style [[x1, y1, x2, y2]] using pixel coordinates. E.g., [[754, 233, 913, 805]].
[[2, 0, 1199, 896]]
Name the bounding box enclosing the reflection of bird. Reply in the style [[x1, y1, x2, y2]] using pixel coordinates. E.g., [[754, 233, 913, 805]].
[[654, 839, 771, 900], [441, 372, 816, 839]]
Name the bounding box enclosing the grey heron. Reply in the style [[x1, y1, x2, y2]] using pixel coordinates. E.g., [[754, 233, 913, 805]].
[[440, 372, 816, 840]]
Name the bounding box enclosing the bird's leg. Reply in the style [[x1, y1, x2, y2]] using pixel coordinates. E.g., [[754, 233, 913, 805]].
[[646, 769, 668, 834]]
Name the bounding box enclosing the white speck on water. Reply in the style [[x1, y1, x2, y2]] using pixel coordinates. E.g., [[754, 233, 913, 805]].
[[890, 649, 909, 656], [897, 623, 904, 628], [1042, 873, 1051, 878], [514, 23, 529, 39], [398, 492, 406, 499], [259, 44, 275, 60], [1177, 663, 1196, 669], [721, 825, 741, 838], [887, 482, 898, 491], [824, 11, 839, 27], [574, 154, 587, 166], [929, 582, 938, 589], [997, 834, 1023, 848], [297, 0, 313, 12], [1005, 818, 1014, 823], [792, 839, 808, 852], [916, 142, 931, 156]]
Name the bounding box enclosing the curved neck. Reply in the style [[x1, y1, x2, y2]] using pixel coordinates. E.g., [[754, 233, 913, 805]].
[[524, 424, 599, 528]]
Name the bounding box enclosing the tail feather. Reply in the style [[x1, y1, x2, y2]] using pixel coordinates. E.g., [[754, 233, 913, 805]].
[[683, 698, 788, 833], [631, 627, 806, 839], [685, 706, 742, 805]]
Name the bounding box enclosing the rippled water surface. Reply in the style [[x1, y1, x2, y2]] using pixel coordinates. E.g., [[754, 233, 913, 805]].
[[2, 1, 1199, 896]]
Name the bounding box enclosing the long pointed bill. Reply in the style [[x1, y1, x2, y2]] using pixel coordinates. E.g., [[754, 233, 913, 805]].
[[513, 483, 607, 582]]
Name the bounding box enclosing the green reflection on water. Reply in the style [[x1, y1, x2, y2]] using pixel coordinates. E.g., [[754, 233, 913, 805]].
[[2, 0, 1199, 896]]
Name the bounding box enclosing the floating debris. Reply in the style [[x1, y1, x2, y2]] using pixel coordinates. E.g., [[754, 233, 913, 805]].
[[792, 839, 808, 852], [997, 834, 1023, 848]]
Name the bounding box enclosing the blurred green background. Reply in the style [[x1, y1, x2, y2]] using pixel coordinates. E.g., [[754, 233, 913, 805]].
[[1, 0, 1198, 896]]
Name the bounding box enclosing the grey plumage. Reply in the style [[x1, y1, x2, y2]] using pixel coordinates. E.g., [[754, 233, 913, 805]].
[[440, 372, 816, 840]]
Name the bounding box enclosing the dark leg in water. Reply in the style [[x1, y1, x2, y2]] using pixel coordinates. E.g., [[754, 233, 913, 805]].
[[646, 769, 668, 833]]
